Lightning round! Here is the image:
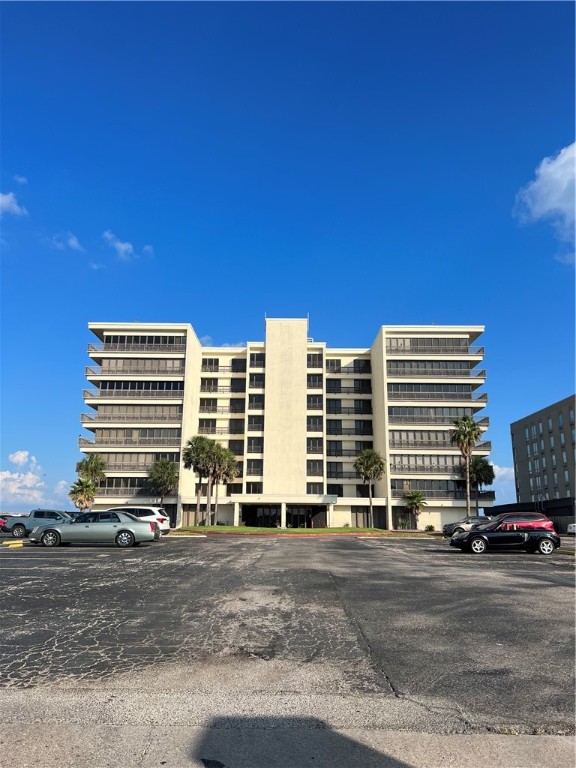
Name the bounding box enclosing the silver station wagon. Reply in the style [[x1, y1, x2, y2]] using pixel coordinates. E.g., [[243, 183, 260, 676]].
[[29, 511, 159, 548]]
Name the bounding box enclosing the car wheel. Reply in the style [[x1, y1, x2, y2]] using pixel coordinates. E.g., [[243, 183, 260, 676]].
[[11, 524, 26, 538], [470, 537, 487, 554], [453, 527, 464, 535], [537, 538, 555, 555], [115, 531, 135, 548], [41, 530, 61, 547]]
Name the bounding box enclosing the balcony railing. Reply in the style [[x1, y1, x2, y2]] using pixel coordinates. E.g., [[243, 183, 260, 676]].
[[387, 392, 488, 402], [79, 437, 180, 448], [306, 447, 324, 454], [389, 415, 490, 426], [327, 471, 361, 479], [387, 368, 486, 378], [81, 413, 182, 424], [389, 439, 492, 451], [104, 463, 173, 472], [389, 465, 462, 474], [89, 343, 186, 353], [201, 365, 247, 373], [83, 389, 183, 399], [326, 366, 371, 375], [199, 406, 246, 414], [86, 366, 185, 377], [326, 407, 373, 415], [326, 428, 373, 436], [386, 346, 484, 356], [200, 386, 246, 394], [327, 449, 363, 457], [391, 489, 495, 500], [198, 426, 245, 435], [94, 488, 146, 496], [326, 388, 372, 395]]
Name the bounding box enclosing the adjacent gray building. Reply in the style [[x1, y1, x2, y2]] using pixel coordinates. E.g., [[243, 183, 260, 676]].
[[511, 395, 575, 505]]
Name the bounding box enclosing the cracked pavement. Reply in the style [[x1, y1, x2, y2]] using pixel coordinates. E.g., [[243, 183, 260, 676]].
[[1, 535, 574, 766]]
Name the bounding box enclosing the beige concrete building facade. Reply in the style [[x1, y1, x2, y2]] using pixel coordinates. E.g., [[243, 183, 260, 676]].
[[81, 319, 493, 529]]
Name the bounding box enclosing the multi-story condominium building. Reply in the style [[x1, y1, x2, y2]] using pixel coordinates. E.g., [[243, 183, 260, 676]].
[[81, 319, 493, 529], [511, 396, 576, 504]]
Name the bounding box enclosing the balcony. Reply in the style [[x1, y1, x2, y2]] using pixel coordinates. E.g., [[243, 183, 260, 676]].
[[387, 392, 488, 402], [387, 368, 486, 378], [198, 426, 245, 435], [79, 436, 180, 448], [326, 407, 372, 415], [200, 386, 246, 394], [391, 489, 495, 500], [199, 406, 246, 414], [326, 388, 372, 396], [389, 465, 461, 474], [327, 448, 363, 457], [104, 463, 177, 472], [388, 415, 490, 426], [326, 428, 373, 436], [81, 412, 182, 424], [83, 389, 183, 399], [89, 343, 186, 353], [326, 365, 371, 375], [386, 346, 484, 356], [201, 365, 246, 373], [388, 439, 492, 451], [94, 488, 146, 497], [86, 365, 185, 377], [327, 471, 361, 479]]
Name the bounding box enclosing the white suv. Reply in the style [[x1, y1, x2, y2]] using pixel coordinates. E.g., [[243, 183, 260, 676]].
[[104, 506, 171, 535]]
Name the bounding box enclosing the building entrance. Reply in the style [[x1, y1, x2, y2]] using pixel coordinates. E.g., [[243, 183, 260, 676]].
[[241, 505, 280, 528], [286, 505, 326, 528]]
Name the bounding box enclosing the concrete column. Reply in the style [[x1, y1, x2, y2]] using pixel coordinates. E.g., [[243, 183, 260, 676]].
[[327, 503, 333, 528], [281, 502, 287, 528], [233, 502, 240, 527]]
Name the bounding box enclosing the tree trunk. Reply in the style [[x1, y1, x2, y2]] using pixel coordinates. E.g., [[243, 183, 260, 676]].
[[368, 481, 374, 528], [195, 473, 203, 526], [206, 477, 213, 526], [465, 454, 471, 516], [214, 481, 219, 526]]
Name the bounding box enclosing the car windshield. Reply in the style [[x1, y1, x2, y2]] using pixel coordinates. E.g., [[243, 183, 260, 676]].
[[474, 519, 501, 530]]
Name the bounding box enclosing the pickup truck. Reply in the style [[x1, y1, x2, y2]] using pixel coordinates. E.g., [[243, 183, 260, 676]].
[[2, 509, 74, 538]]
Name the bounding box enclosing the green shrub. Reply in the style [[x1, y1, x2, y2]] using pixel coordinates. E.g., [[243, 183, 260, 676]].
[[424, 524, 435, 532]]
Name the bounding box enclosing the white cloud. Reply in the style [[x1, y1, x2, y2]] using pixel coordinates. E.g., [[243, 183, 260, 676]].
[[515, 143, 575, 259], [0, 191, 28, 218], [13, 175, 28, 185], [50, 231, 85, 252], [9, 450, 30, 466], [90, 262, 105, 271], [492, 464, 516, 505], [66, 232, 85, 252], [103, 229, 136, 260], [199, 335, 213, 346], [142, 244, 154, 257], [1, 454, 45, 505], [53, 480, 70, 498]]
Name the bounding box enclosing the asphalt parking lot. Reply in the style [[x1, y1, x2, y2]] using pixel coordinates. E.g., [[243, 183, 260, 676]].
[[1, 534, 574, 767]]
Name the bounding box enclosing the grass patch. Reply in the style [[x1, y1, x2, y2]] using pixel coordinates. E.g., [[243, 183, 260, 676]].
[[172, 525, 442, 536]]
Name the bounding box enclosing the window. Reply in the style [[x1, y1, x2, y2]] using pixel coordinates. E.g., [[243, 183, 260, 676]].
[[531, 425, 537, 437], [326, 399, 341, 414], [356, 485, 370, 498], [202, 357, 219, 372], [570, 408, 575, 424], [227, 483, 243, 494], [307, 394, 323, 410], [247, 436, 263, 453], [249, 373, 265, 388], [249, 352, 265, 368], [200, 378, 218, 392], [527, 444, 531, 457], [248, 394, 264, 409], [228, 440, 244, 456], [560, 432, 566, 446], [354, 359, 371, 374], [230, 398, 245, 413], [326, 359, 341, 373], [246, 482, 263, 494], [550, 436, 555, 449], [229, 419, 244, 434], [307, 416, 323, 432], [538, 421, 543, 435], [328, 462, 343, 477], [200, 398, 217, 412], [307, 374, 323, 389], [247, 415, 264, 431], [247, 459, 263, 475], [559, 413, 564, 428], [327, 484, 343, 496], [326, 380, 341, 394], [548, 418, 553, 431], [307, 460, 323, 476], [307, 353, 323, 368], [231, 358, 247, 373], [355, 420, 373, 435], [327, 440, 342, 456], [231, 379, 246, 393], [307, 482, 323, 494], [525, 427, 530, 440], [199, 419, 216, 433], [307, 437, 323, 453], [326, 419, 341, 434]]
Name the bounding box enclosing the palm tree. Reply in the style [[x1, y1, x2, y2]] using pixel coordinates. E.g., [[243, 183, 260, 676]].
[[183, 435, 214, 525], [450, 416, 482, 516], [403, 490, 427, 529], [76, 453, 106, 484], [469, 456, 495, 513], [212, 446, 239, 525], [147, 459, 179, 507], [354, 449, 385, 528], [69, 477, 96, 513]]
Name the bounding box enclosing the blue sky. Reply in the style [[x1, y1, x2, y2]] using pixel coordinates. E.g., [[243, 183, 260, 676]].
[[1, 2, 574, 513]]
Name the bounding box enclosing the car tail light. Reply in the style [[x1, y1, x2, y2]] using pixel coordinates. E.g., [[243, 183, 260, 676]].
[[157, 517, 167, 523], [149, 523, 155, 532]]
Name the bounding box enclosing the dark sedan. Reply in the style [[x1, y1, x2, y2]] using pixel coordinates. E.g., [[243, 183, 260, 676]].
[[450, 519, 560, 555]]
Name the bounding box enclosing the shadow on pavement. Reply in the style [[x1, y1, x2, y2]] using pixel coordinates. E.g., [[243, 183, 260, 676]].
[[192, 715, 413, 767]]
